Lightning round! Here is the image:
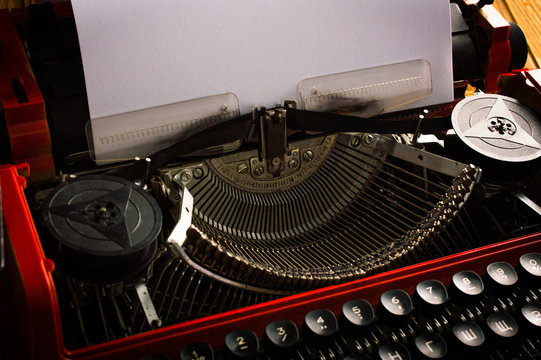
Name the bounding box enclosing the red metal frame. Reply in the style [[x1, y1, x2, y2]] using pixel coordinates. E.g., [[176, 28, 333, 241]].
[[498, 69, 541, 115], [475, 5, 512, 92], [1, 163, 540, 360], [0, 10, 54, 182]]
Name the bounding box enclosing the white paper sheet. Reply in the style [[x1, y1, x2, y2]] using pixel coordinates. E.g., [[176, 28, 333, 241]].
[[71, 0, 453, 162]]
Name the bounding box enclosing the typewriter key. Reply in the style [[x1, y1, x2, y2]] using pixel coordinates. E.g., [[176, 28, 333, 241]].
[[379, 289, 413, 321], [224, 329, 259, 359], [264, 319, 299, 350], [414, 333, 447, 359], [341, 299, 375, 331], [415, 280, 448, 315], [179, 343, 214, 360], [304, 309, 339, 340]]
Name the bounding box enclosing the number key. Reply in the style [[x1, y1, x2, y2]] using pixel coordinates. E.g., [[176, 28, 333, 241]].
[[304, 309, 338, 338], [341, 299, 375, 331], [519, 253, 541, 284], [179, 342, 214, 360], [379, 289, 413, 317], [224, 329, 259, 359], [264, 319, 299, 350], [416, 280, 448, 306], [486, 262, 518, 288], [451, 270, 484, 297]]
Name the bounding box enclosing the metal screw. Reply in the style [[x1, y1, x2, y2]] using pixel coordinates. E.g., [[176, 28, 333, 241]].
[[180, 171, 192, 182], [237, 163, 249, 174], [311, 87, 318, 94], [302, 150, 314, 162], [350, 136, 361, 147], [254, 166, 264, 177], [272, 157, 281, 168], [220, 103, 228, 111], [362, 134, 374, 146], [288, 158, 298, 169], [192, 167, 203, 179]]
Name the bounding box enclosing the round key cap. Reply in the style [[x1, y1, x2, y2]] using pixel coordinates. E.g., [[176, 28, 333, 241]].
[[344, 355, 371, 360], [224, 329, 259, 359], [486, 312, 518, 338], [377, 343, 411, 360], [450, 271, 484, 306], [520, 303, 541, 333], [139, 355, 168, 360], [519, 253, 541, 279], [452, 322, 485, 348], [264, 319, 299, 350], [379, 289, 413, 317], [304, 309, 339, 339], [486, 262, 518, 287], [341, 299, 375, 331], [415, 280, 448, 312], [452, 271, 484, 296], [179, 342, 214, 360], [414, 333, 447, 359]]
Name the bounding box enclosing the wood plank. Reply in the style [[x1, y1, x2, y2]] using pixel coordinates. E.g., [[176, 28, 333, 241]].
[[494, 0, 541, 68]]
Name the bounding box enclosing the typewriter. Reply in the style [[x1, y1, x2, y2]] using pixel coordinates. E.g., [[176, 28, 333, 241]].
[[1, 1, 541, 359]]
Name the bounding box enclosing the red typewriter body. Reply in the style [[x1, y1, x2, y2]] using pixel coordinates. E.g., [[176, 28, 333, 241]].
[[1, 163, 541, 359], [1, 2, 541, 360]]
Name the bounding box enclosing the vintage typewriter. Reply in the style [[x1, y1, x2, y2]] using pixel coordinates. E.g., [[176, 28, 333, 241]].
[[1, 1, 541, 359]]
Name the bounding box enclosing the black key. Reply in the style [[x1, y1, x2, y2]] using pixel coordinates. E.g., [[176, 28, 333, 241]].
[[224, 329, 259, 359], [414, 333, 447, 359], [415, 280, 448, 314], [518, 253, 541, 281], [344, 355, 371, 360], [341, 299, 375, 332], [179, 342, 214, 360], [485, 262, 518, 289], [452, 322, 485, 349], [304, 309, 339, 339], [377, 343, 411, 360], [452, 271, 484, 296], [450, 271, 484, 305], [486, 312, 518, 339], [264, 319, 299, 351], [519, 303, 541, 334], [379, 289, 413, 319]]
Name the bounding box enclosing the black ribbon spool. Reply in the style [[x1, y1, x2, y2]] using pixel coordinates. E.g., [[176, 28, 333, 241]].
[[42, 175, 162, 283]]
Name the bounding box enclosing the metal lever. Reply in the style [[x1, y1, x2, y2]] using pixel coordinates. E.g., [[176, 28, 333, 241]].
[[167, 186, 194, 255], [259, 108, 288, 177]]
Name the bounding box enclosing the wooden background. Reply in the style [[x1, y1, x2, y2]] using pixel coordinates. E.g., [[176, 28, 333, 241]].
[[494, 0, 541, 68]]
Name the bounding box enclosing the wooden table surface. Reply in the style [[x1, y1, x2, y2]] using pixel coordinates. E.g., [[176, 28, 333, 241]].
[[494, 0, 541, 68]]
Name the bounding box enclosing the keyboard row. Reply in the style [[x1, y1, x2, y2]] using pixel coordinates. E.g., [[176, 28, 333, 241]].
[[171, 253, 541, 360]]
